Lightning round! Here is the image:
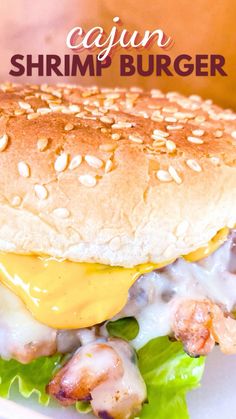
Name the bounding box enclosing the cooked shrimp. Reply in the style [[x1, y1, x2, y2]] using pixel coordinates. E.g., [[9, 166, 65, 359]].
[[47, 338, 146, 419], [172, 299, 236, 356]]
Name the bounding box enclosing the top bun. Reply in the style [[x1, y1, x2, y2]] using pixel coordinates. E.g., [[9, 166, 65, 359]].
[[0, 83, 235, 267]]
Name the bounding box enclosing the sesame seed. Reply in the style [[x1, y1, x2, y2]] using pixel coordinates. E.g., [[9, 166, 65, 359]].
[[79, 174, 97, 187], [164, 116, 177, 123], [92, 110, 104, 117], [53, 207, 70, 218], [192, 129, 205, 137], [128, 134, 143, 144], [126, 92, 140, 100], [105, 159, 113, 173], [174, 111, 194, 120], [99, 143, 117, 152], [49, 104, 64, 112], [52, 90, 62, 99], [14, 109, 25, 116], [168, 165, 182, 184], [194, 115, 206, 123], [186, 159, 202, 172], [100, 116, 114, 124], [37, 137, 48, 151], [11, 195, 22, 207], [162, 106, 178, 113], [111, 133, 121, 141], [130, 87, 143, 93], [151, 89, 165, 98], [54, 153, 69, 172], [27, 113, 39, 120], [62, 108, 74, 115], [69, 104, 81, 113], [112, 121, 134, 129], [153, 129, 169, 138], [69, 155, 82, 170], [231, 131, 236, 139], [0, 133, 8, 152], [189, 94, 202, 102], [34, 184, 48, 200], [152, 138, 166, 147], [166, 140, 176, 152], [85, 155, 103, 169], [105, 93, 120, 100], [64, 123, 74, 131], [214, 130, 223, 138], [156, 170, 172, 182], [166, 125, 183, 130], [18, 101, 31, 110], [37, 107, 51, 115], [41, 93, 53, 101], [17, 161, 30, 178], [187, 136, 204, 144], [151, 111, 164, 122]]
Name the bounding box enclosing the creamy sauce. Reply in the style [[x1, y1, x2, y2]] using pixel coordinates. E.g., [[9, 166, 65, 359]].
[[0, 283, 56, 362], [0, 229, 233, 362], [0, 229, 228, 330], [119, 231, 236, 349]]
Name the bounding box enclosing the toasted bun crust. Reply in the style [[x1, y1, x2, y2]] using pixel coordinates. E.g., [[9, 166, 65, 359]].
[[0, 83, 235, 266]]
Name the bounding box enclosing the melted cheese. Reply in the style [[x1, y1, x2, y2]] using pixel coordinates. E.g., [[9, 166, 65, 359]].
[[183, 227, 229, 262], [0, 228, 228, 329], [0, 254, 170, 329]]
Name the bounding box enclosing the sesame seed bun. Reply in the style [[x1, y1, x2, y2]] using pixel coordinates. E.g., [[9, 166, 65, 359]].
[[0, 83, 235, 267]]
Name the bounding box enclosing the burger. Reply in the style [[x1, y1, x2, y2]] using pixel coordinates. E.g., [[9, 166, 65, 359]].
[[0, 82, 235, 419]]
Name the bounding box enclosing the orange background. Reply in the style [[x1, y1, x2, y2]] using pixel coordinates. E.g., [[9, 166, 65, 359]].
[[0, 0, 235, 109]]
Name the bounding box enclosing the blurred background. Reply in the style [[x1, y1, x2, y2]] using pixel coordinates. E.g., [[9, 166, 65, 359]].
[[0, 0, 235, 109]]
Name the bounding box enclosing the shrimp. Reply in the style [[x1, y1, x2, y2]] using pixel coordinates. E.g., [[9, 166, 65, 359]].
[[172, 299, 236, 356], [47, 338, 147, 419]]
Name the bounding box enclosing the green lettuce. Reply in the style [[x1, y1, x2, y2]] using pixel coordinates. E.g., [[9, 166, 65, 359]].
[[0, 354, 62, 404], [106, 316, 139, 340], [0, 354, 92, 414], [0, 335, 205, 419], [137, 336, 205, 419]]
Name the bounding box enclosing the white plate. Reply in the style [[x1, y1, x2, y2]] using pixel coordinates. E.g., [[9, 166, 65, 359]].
[[0, 347, 235, 419]]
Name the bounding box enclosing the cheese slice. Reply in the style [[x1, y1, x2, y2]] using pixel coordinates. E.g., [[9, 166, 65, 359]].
[[0, 228, 229, 329], [183, 227, 229, 262], [0, 254, 171, 329]]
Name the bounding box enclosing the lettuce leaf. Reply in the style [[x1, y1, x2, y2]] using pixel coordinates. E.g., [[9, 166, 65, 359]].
[[106, 316, 139, 340], [0, 336, 205, 419], [0, 354, 62, 404], [137, 337, 205, 418]]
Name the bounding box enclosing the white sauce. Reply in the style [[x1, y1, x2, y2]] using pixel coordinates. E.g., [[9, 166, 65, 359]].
[[0, 232, 235, 360], [0, 283, 56, 361], [119, 232, 236, 349]]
